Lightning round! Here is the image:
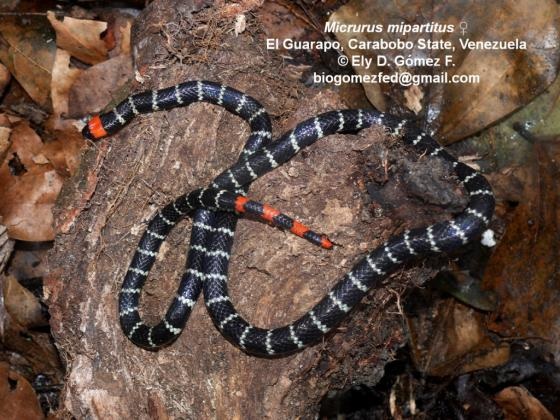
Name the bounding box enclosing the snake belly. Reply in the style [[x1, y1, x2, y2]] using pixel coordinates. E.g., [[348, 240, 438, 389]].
[[83, 81, 495, 356]]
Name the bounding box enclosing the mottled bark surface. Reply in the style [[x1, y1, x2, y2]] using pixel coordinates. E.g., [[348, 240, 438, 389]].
[[46, 1, 463, 418]]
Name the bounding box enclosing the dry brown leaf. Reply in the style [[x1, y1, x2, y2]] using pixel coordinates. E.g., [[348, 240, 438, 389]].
[[0, 274, 63, 388], [0, 362, 44, 420], [0, 62, 10, 96], [407, 297, 510, 376], [483, 138, 560, 359], [2, 275, 47, 328], [0, 116, 12, 164], [494, 386, 554, 420], [118, 20, 132, 56], [67, 54, 133, 116], [40, 127, 86, 176], [47, 11, 108, 65], [330, 0, 560, 143], [0, 16, 55, 109], [31, 153, 49, 165], [0, 121, 64, 241], [51, 48, 82, 118], [0, 112, 84, 240]]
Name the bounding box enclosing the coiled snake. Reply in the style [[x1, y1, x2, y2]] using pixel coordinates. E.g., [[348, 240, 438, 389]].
[[83, 81, 495, 356]]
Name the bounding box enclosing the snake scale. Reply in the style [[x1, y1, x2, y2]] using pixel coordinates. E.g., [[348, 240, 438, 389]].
[[82, 81, 495, 357]]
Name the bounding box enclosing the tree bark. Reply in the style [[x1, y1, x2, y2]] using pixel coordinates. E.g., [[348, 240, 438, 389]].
[[46, 1, 458, 417]]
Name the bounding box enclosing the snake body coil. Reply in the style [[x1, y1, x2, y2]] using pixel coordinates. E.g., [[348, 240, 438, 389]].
[[83, 81, 495, 356]]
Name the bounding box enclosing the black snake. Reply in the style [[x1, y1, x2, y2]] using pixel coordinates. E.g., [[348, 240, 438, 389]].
[[82, 81, 495, 356]]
